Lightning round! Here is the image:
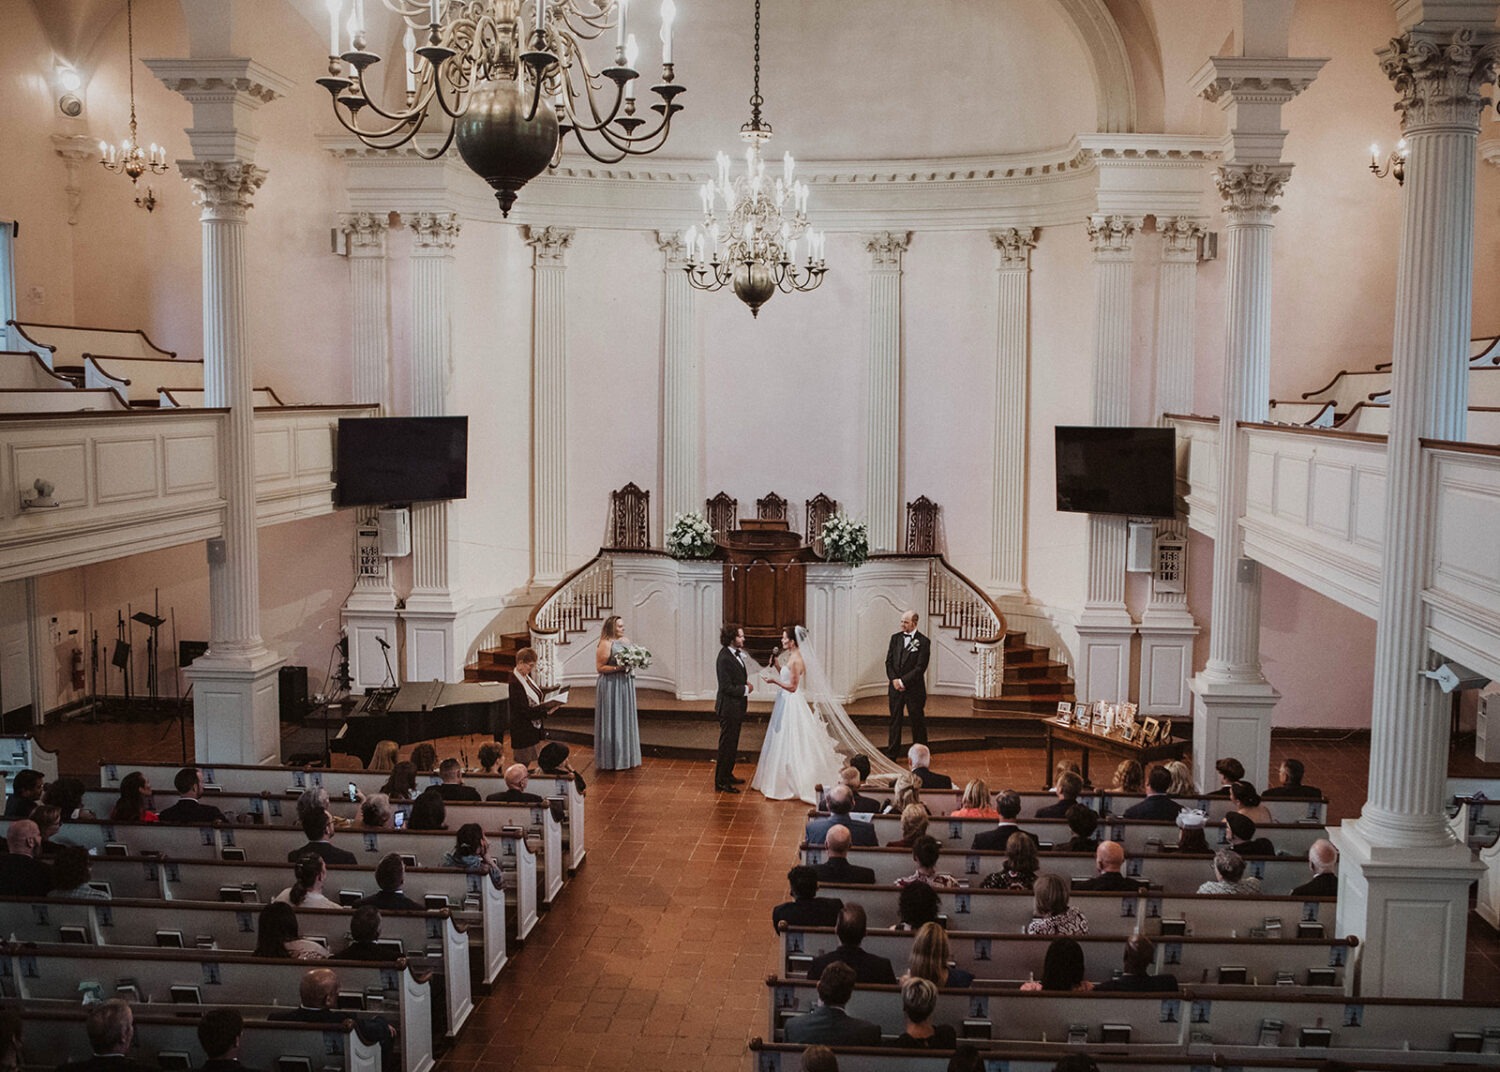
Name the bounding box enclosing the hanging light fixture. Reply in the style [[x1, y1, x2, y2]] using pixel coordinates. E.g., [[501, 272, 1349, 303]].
[[316, 0, 685, 217], [99, 0, 169, 191], [680, 0, 825, 317]]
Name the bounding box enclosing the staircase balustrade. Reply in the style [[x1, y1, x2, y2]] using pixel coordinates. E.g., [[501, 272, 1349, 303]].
[[926, 557, 1006, 699], [528, 554, 614, 688]]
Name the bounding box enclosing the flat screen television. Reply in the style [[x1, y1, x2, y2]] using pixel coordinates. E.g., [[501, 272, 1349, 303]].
[[1054, 426, 1176, 518], [335, 416, 469, 507]]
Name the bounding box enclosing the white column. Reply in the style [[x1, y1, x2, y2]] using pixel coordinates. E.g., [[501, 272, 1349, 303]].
[[1138, 218, 1203, 716], [402, 211, 464, 683], [1074, 214, 1140, 704], [1331, 22, 1495, 999], [989, 227, 1037, 596], [865, 232, 910, 553], [656, 231, 700, 533], [527, 226, 575, 583], [339, 211, 399, 688]]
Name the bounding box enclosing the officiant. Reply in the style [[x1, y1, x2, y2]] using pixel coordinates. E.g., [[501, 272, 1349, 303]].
[[508, 646, 562, 766]]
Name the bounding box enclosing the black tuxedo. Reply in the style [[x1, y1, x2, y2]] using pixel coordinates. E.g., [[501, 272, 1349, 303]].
[[286, 840, 356, 866], [807, 944, 898, 984], [885, 629, 931, 751], [158, 797, 225, 824], [715, 645, 750, 787], [814, 856, 877, 885], [972, 822, 1036, 852]]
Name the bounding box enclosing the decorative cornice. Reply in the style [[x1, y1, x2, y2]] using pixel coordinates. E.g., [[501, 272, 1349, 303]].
[[1159, 216, 1208, 259], [655, 230, 689, 265], [1193, 57, 1327, 107], [1086, 214, 1141, 255], [143, 58, 294, 106], [1379, 29, 1499, 132], [340, 211, 390, 252], [524, 225, 575, 264], [990, 227, 1039, 269], [408, 211, 461, 251], [866, 231, 911, 267], [1214, 163, 1292, 219], [179, 160, 267, 220]]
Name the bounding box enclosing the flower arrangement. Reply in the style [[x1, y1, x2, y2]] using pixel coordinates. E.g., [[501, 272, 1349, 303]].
[[665, 511, 716, 559], [615, 644, 653, 672], [821, 514, 870, 568]]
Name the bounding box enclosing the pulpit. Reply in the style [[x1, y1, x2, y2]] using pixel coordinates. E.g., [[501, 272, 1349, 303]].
[[718, 519, 810, 661]]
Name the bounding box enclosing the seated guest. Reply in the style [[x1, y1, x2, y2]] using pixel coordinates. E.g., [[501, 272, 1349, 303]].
[[1052, 1059, 1101, 1072], [1036, 770, 1084, 819], [886, 804, 931, 849], [1291, 838, 1339, 897], [410, 742, 438, 773], [56, 999, 153, 1072], [1197, 849, 1262, 894], [4, 769, 43, 819], [907, 919, 974, 987], [896, 835, 960, 889], [0, 820, 50, 897], [253, 901, 330, 960], [1025, 872, 1088, 935], [297, 786, 354, 832], [49, 844, 109, 900], [895, 880, 941, 931], [475, 741, 503, 775], [1224, 812, 1275, 857], [772, 865, 842, 933], [972, 789, 1037, 851], [907, 744, 953, 790], [880, 774, 927, 817], [1062, 804, 1099, 852], [158, 766, 226, 824], [1073, 841, 1146, 892], [806, 785, 877, 847], [800, 1046, 837, 1072], [487, 763, 544, 803], [1111, 759, 1143, 794], [359, 793, 393, 830], [275, 852, 338, 910], [31, 805, 64, 857], [367, 739, 399, 772], [0, 1010, 19, 1072], [379, 761, 419, 802], [270, 968, 397, 1065], [1164, 759, 1197, 798], [443, 823, 504, 889], [783, 962, 880, 1046], [1121, 765, 1182, 820], [340, 905, 403, 961], [195, 1008, 254, 1072], [42, 776, 91, 820], [980, 831, 1039, 890], [820, 766, 881, 814], [434, 758, 481, 801], [952, 778, 999, 819], [1210, 756, 1244, 796], [407, 787, 448, 831], [110, 771, 157, 823], [537, 741, 587, 794], [813, 824, 876, 886], [807, 904, 897, 984], [892, 976, 957, 1049], [286, 807, 356, 865], [1172, 808, 1212, 853], [1263, 757, 1323, 800], [1021, 936, 1093, 991], [359, 854, 421, 911], [1230, 780, 1274, 826], [1093, 935, 1178, 991]]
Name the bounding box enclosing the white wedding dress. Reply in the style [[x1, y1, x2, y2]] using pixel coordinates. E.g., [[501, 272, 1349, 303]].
[[752, 660, 847, 805]]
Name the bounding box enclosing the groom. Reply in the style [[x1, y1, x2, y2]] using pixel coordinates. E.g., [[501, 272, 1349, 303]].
[[886, 610, 930, 755], [715, 624, 751, 793]]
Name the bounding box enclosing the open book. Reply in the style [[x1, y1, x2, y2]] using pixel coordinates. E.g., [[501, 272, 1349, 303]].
[[540, 686, 570, 709]]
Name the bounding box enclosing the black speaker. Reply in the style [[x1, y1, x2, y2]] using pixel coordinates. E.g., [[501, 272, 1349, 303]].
[[279, 665, 309, 722]]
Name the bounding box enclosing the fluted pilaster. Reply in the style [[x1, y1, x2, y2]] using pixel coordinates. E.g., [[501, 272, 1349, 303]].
[[528, 226, 575, 582], [343, 212, 392, 412], [657, 231, 700, 531], [990, 227, 1037, 594], [865, 232, 910, 553]]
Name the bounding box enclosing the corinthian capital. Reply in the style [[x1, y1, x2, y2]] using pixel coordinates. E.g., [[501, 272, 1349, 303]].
[[1380, 29, 1500, 133], [866, 231, 911, 268], [340, 211, 390, 253], [990, 227, 1039, 270], [408, 212, 461, 251], [655, 230, 689, 266], [525, 225, 575, 264], [1086, 214, 1141, 255], [179, 160, 267, 220], [1214, 163, 1291, 219], [1159, 216, 1207, 259]]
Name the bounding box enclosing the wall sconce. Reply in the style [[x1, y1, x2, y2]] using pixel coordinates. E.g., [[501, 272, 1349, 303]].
[[1370, 140, 1407, 185], [135, 187, 158, 212], [19, 478, 61, 510]]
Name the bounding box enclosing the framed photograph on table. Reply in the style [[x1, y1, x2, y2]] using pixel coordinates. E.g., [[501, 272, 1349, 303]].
[[1139, 717, 1161, 747], [1056, 701, 1073, 724], [1160, 719, 1173, 742]]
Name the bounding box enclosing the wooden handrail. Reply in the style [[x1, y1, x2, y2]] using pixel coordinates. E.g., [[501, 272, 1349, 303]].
[[527, 550, 611, 638], [927, 553, 1006, 645], [7, 319, 177, 358]]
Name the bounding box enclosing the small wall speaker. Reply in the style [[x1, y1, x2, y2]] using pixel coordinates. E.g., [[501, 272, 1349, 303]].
[[377, 508, 411, 558], [1126, 522, 1155, 573]]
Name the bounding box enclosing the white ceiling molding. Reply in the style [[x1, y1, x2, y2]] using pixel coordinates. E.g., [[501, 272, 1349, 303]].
[[1074, 134, 1222, 219], [1054, 0, 1139, 133]]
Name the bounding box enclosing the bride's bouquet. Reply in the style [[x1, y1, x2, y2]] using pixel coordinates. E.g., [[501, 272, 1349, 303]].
[[614, 643, 653, 673], [665, 511, 716, 559], [821, 514, 870, 568]]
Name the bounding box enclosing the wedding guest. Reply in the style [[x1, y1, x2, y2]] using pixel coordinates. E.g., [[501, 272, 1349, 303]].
[[981, 831, 1040, 890], [158, 767, 226, 824], [359, 793, 393, 830], [367, 739, 399, 772], [1062, 804, 1099, 851], [1111, 759, 1143, 794], [595, 615, 642, 770], [1224, 812, 1276, 857], [340, 906, 402, 961], [1121, 765, 1182, 820], [486, 764, 544, 803], [48, 845, 109, 900], [110, 771, 157, 823], [1165, 759, 1197, 798], [379, 761, 419, 802], [806, 904, 897, 984], [1173, 809, 1213, 854], [1025, 873, 1089, 935], [881, 774, 927, 817], [892, 976, 957, 1049], [358, 854, 422, 911], [1197, 849, 1262, 894], [1263, 757, 1323, 800], [434, 758, 480, 802], [1037, 771, 1084, 819], [3, 770, 42, 819], [253, 901, 330, 960], [443, 823, 503, 889], [896, 835, 960, 889], [772, 865, 842, 933], [1210, 756, 1245, 796], [906, 920, 974, 987], [1291, 839, 1339, 896], [1021, 937, 1093, 991], [1230, 780, 1274, 826], [952, 779, 999, 819], [475, 741, 503, 775], [408, 787, 448, 831], [1094, 935, 1179, 991], [409, 742, 438, 773], [275, 852, 338, 910], [887, 803, 931, 848], [895, 881, 941, 931]]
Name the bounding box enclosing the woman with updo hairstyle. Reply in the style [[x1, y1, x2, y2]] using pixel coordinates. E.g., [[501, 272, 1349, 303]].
[[367, 739, 399, 772], [275, 852, 337, 909], [1230, 780, 1274, 826], [360, 793, 393, 829], [882, 773, 927, 816], [380, 761, 418, 802], [476, 741, 503, 774], [594, 614, 642, 770], [887, 803, 931, 848], [443, 822, 503, 889], [982, 830, 1040, 890], [1111, 759, 1144, 794]]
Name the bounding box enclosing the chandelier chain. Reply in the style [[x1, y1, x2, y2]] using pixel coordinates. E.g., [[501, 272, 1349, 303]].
[[748, 0, 762, 123], [126, 0, 139, 130]]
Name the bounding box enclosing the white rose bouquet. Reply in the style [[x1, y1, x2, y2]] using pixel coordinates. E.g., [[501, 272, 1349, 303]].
[[665, 511, 716, 559], [821, 514, 870, 568], [615, 643, 653, 673]]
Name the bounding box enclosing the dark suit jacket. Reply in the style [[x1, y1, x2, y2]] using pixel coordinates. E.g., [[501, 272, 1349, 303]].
[[1234, 837, 1276, 857], [783, 1004, 882, 1047], [1122, 794, 1183, 821], [1035, 798, 1077, 819], [1263, 784, 1323, 800], [435, 783, 481, 802], [56, 1057, 156, 1072], [1094, 972, 1180, 992], [196, 1060, 261, 1072], [0, 853, 51, 897], [814, 856, 877, 886], [3, 794, 35, 819], [1291, 872, 1338, 897], [911, 767, 952, 790], [158, 797, 225, 824], [286, 840, 357, 866], [972, 823, 1036, 852], [358, 889, 422, 911], [818, 789, 882, 814], [805, 814, 878, 847], [886, 630, 931, 694], [268, 1007, 395, 1047], [1074, 870, 1146, 892], [716, 646, 749, 716], [508, 675, 547, 751], [341, 939, 404, 961], [807, 944, 898, 984], [772, 896, 843, 933], [486, 789, 544, 803]]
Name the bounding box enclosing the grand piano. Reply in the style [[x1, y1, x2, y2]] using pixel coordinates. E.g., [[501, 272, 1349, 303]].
[[331, 680, 506, 765]]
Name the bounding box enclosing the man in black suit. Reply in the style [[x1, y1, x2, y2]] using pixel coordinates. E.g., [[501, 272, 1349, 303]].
[[358, 854, 422, 911], [819, 767, 882, 814], [805, 785, 878, 846], [195, 1008, 259, 1072], [813, 824, 877, 885], [1263, 758, 1324, 800], [4, 769, 43, 819], [434, 758, 481, 801], [783, 962, 881, 1046], [771, 865, 843, 933], [340, 906, 404, 961], [57, 999, 155, 1072], [1036, 770, 1084, 818], [885, 610, 931, 754], [906, 743, 953, 791], [972, 789, 1037, 851], [807, 904, 897, 983], [715, 625, 751, 793], [270, 969, 397, 1070], [1121, 765, 1183, 820], [486, 764, 544, 803], [1092, 936, 1179, 992], [1073, 841, 1147, 892], [0, 820, 50, 897], [286, 807, 356, 865], [1291, 838, 1339, 897], [159, 767, 226, 824]]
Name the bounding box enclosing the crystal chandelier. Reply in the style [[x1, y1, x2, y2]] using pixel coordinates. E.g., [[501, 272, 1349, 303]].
[[681, 0, 825, 317], [317, 0, 685, 217], [99, 0, 169, 190]]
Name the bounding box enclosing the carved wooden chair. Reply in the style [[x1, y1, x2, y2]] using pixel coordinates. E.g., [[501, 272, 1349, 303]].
[[756, 492, 789, 526], [805, 493, 838, 555], [904, 495, 941, 554], [607, 482, 650, 550], [706, 492, 738, 538]]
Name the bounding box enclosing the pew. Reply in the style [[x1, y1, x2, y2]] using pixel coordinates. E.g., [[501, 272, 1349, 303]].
[[1, 945, 434, 1072], [0, 895, 473, 1037], [0, 350, 76, 389], [0, 387, 130, 413], [7, 320, 176, 370], [160, 386, 284, 407], [0, 733, 58, 799], [842, 786, 1327, 825], [83, 353, 205, 404]]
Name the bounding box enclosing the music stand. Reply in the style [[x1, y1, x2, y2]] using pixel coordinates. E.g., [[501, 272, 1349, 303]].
[[132, 611, 166, 708]]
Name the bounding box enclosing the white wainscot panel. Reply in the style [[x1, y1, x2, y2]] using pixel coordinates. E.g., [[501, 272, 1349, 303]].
[[163, 433, 219, 493], [11, 442, 87, 507], [1353, 467, 1386, 548], [294, 425, 335, 477], [254, 425, 295, 482], [1245, 446, 1276, 514], [1171, 418, 1219, 537], [93, 435, 160, 503], [1432, 458, 1500, 598], [1308, 461, 1353, 538], [1273, 450, 1311, 524]]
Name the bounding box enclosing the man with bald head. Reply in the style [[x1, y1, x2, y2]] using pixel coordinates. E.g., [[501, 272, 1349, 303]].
[[805, 784, 878, 847], [885, 609, 930, 755], [1291, 838, 1338, 897], [0, 819, 50, 896], [1073, 841, 1147, 892], [272, 968, 397, 1067], [813, 824, 877, 885]]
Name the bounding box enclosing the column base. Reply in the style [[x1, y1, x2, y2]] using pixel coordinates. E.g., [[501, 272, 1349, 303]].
[[185, 647, 284, 765], [1329, 818, 1483, 998], [402, 592, 463, 683], [1137, 620, 1199, 717], [1189, 672, 1278, 790], [1075, 615, 1134, 703]]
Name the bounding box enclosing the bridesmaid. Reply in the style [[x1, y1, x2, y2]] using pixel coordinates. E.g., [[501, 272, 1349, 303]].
[[594, 615, 642, 770]]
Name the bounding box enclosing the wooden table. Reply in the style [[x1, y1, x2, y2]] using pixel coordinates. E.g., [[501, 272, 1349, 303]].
[[1043, 718, 1186, 786]]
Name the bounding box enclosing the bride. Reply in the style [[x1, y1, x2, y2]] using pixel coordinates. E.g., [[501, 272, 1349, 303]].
[[752, 624, 904, 805]]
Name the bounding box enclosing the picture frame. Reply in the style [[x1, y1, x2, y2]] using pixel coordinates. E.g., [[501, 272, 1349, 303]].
[[1159, 718, 1173, 742], [1055, 701, 1073, 724], [1139, 717, 1161, 747]]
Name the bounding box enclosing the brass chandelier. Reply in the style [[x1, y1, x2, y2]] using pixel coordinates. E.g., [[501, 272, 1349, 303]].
[[317, 0, 686, 216], [681, 0, 826, 317], [99, 0, 169, 195]]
